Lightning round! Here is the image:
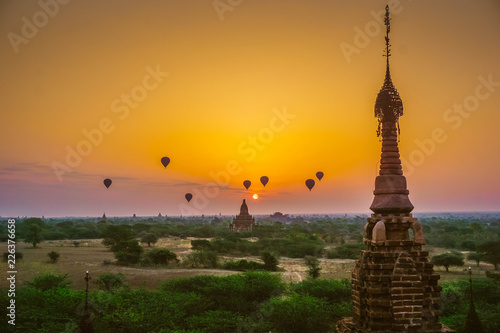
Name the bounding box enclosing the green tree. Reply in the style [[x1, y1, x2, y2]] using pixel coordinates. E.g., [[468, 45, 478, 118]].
[[101, 224, 134, 248], [261, 250, 279, 272], [461, 240, 477, 251], [467, 252, 483, 267], [24, 224, 43, 248], [140, 233, 158, 247], [431, 252, 464, 272], [113, 239, 144, 265], [477, 241, 500, 270], [47, 251, 60, 263], [304, 255, 321, 279], [20, 217, 45, 231]]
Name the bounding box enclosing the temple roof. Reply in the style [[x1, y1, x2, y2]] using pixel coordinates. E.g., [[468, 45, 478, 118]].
[[239, 199, 249, 215]]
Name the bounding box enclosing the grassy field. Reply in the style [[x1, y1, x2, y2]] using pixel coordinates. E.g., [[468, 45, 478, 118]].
[[0, 238, 491, 290]]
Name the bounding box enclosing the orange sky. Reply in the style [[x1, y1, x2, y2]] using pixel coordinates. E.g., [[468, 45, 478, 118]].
[[1, 0, 499, 217]]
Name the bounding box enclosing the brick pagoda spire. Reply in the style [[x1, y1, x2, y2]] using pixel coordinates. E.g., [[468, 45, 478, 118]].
[[337, 6, 454, 333]]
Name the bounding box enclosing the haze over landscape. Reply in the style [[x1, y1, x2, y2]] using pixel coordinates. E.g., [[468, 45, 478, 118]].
[[1, 0, 499, 217]]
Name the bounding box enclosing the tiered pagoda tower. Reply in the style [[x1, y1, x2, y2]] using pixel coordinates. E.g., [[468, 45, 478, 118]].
[[337, 6, 453, 333], [230, 199, 256, 232]]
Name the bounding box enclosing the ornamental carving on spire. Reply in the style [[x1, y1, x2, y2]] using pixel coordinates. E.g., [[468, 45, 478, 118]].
[[374, 5, 404, 137]]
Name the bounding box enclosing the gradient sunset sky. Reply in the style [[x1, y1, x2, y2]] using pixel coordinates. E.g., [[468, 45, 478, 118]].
[[1, 0, 499, 217]]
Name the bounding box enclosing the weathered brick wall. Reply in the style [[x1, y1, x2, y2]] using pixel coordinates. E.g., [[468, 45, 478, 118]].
[[338, 214, 453, 332]]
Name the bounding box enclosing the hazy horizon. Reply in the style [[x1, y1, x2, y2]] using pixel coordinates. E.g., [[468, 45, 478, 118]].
[[1, 1, 499, 217], [6, 210, 500, 220]]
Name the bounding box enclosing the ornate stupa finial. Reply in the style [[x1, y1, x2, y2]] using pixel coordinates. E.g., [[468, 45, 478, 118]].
[[370, 5, 413, 214], [374, 5, 403, 138]]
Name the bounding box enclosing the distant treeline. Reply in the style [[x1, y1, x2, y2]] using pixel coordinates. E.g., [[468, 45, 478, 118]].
[[1, 215, 368, 244], [3, 216, 500, 267], [419, 217, 500, 251]]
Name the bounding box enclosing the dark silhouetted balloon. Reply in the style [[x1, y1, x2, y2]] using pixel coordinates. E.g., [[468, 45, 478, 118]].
[[243, 180, 251, 190], [161, 157, 170, 168], [316, 172, 324, 181], [103, 178, 112, 189], [185, 193, 193, 203], [260, 176, 269, 187], [305, 179, 315, 191]]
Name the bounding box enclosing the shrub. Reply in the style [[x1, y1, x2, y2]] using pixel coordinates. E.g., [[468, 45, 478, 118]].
[[94, 273, 127, 292], [144, 248, 178, 266], [259, 294, 333, 333], [183, 250, 219, 268], [222, 259, 265, 271], [191, 239, 212, 251], [27, 273, 71, 291], [485, 270, 500, 282], [261, 250, 279, 271], [304, 255, 321, 279], [186, 310, 244, 333], [47, 251, 60, 263], [291, 278, 351, 304], [112, 239, 144, 265], [160, 271, 285, 314]]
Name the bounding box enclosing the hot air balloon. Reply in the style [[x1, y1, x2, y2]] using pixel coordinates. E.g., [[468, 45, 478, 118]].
[[103, 178, 112, 189], [161, 157, 170, 168], [316, 172, 324, 181], [260, 176, 269, 187], [185, 193, 193, 203], [305, 179, 315, 191], [243, 180, 251, 190]]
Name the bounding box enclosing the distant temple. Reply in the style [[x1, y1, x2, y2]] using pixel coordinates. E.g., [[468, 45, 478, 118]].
[[270, 212, 290, 223], [101, 213, 107, 220], [337, 6, 453, 333], [230, 199, 255, 232]]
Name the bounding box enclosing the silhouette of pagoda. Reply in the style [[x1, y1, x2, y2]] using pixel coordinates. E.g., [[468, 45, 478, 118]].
[[337, 6, 454, 333], [229, 199, 255, 232], [464, 267, 484, 333]]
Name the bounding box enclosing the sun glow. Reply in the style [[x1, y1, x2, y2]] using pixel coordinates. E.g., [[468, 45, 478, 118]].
[[252, 194, 259, 200]]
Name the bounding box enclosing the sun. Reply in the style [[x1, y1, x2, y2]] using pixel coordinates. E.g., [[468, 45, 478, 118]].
[[252, 194, 259, 200]]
